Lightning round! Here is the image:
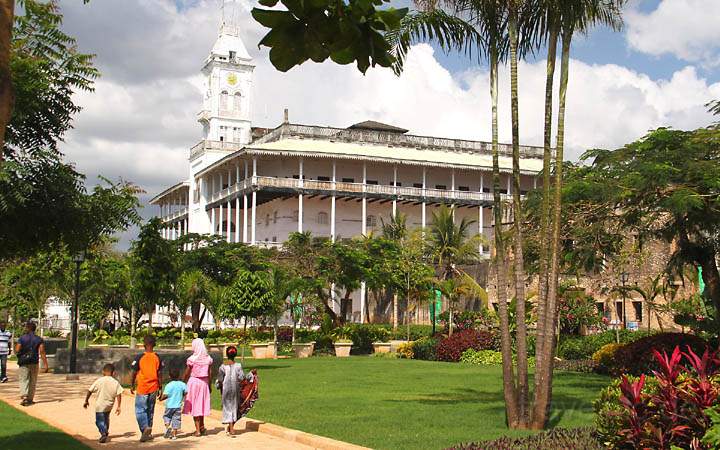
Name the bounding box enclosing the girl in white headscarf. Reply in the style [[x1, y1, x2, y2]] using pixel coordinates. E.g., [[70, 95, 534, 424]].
[[183, 338, 213, 436]]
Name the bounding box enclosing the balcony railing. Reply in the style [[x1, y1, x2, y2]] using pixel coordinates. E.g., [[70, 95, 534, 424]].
[[190, 139, 243, 160], [207, 176, 512, 206], [160, 207, 189, 223]]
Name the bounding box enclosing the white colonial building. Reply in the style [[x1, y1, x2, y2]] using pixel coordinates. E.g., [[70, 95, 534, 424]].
[[150, 5, 544, 323]]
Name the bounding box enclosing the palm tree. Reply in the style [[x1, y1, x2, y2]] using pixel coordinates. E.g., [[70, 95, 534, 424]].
[[205, 282, 229, 330], [531, 0, 625, 429], [175, 269, 209, 344], [382, 213, 408, 329], [428, 206, 484, 334]]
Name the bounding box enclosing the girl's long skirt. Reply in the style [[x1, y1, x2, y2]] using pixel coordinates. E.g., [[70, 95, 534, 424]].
[[183, 376, 211, 417]]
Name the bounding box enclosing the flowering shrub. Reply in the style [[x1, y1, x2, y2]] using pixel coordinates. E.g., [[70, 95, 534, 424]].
[[436, 329, 496, 362], [558, 289, 602, 335], [396, 342, 414, 359], [450, 427, 602, 450], [607, 332, 708, 376], [596, 346, 720, 449], [438, 309, 498, 332], [591, 343, 623, 371]]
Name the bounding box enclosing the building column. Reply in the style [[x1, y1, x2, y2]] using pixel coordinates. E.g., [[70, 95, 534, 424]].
[[361, 162, 367, 324], [243, 160, 249, 243], [360, 281, 366, 324], [226, 199, 231, 243], [219, 203, 223, 237], [421, 167, 427, 230], [235, 196, 240, 243], [533, 176, 537, 189], [210, 207, 216, 235], [298, 158, 304, 233], [392, 165, 397, 217], [251, 191, 257, 245], [331, 161, 336, 242], [479, 205, 484, 255]]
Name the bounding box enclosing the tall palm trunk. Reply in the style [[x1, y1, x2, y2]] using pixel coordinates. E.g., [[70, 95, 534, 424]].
[[0, 0, 14, 161], [508, 8, 529, 427], [537, 28, 572, 429], [532, 21, 559, 429], [490, 45, 519, 427], [393, 293, 398, 330]]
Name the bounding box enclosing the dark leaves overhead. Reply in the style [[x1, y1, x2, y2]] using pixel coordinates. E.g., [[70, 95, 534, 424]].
[[252, 0, 408, 73]]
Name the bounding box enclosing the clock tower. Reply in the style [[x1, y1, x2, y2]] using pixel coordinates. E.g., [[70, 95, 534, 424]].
[[197, 0, 254, 145]]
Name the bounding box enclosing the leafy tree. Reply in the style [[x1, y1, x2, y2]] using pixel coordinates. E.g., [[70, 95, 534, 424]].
[[175, 269, 209, 342], [129, 218, 177, 329], [223, 270, 275, 325]]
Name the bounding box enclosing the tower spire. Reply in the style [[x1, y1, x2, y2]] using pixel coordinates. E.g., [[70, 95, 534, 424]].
[[221, 0, 242, 36]]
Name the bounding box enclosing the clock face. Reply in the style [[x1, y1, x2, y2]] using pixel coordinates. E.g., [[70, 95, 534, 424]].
[[226, 72, 238, 86]]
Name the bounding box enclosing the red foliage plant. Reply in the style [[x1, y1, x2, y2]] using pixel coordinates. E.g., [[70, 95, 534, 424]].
[[435, 329, 495, 362], [609, 332, 708, 376], [616, 345, 720, 449]]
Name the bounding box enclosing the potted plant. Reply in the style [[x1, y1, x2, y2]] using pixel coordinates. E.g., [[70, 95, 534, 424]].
[[265, 341, 278, 359], [331, 326, 353, 357], [249, 340, 269, 359], [372, 328, 391, 354], [292, 336, 315, 358]]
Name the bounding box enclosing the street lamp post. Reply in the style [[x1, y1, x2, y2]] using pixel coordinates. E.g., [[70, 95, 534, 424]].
[[68, 252, 84, 380], [620, 272, 630, 330]]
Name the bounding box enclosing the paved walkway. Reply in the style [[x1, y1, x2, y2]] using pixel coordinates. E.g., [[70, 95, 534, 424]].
[[0, 361, 314, 450]]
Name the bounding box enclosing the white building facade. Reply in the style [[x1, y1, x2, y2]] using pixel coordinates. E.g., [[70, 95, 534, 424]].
[[150, 8, 544, 323]]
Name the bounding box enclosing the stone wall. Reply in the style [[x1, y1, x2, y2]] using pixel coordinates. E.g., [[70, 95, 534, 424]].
[[54, 348, 223, 386]]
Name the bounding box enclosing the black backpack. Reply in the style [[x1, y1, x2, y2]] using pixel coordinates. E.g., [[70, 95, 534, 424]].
[[17, 336, 39, 366]]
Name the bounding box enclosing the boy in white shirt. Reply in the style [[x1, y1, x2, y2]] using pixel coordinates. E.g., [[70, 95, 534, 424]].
[[84, 363, 123, 443]]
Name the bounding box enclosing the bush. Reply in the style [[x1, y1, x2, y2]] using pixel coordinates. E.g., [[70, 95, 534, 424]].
[[607, 332, 709, 376], [553, 359, 597, 373], [396, 342, 414, 359], [388, 324, 434, 341], [595, 346, 720, 449], [460, 349, 536, 368], [591, 343, 623, 371], [557, 329, 654, 360], [449, 427, 602, 450], [436, 329, 497, 362], [411, 336, 438, 361], [348, 324, 390, 354]]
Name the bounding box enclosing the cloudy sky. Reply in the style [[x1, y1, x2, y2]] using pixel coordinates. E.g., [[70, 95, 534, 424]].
[[53, 0, 720, 248]]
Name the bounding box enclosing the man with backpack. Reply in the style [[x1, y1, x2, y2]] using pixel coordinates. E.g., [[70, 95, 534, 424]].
[[15, 321, 48, 406]]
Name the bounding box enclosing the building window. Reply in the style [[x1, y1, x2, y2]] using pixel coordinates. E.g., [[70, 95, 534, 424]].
[[272, 236, 277, 242], [391, 181, 402, 187], [633, 302, 643, 323], [229, 50, 236, 60], [265, 214, 270, 226], [366, 215, 377, 228], [366, 180, 378, 185], [273, 211, 278, 224], [220, 90, 229, 110], [317, 212, 328, 225], [435, 185, 447, 190], [458, 186, 470, 191], [413, 183, 423, 188], [234, 92, 242, 113], [292, 210, 299, 222], [342, 177, 354, 183], [317, 176, 330, 182]]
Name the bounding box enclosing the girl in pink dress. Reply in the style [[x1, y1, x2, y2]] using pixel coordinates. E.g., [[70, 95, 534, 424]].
[[183, 338, 213, 436]]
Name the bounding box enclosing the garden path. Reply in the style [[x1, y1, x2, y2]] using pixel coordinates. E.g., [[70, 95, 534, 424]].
[[0, 361, 341, 450]]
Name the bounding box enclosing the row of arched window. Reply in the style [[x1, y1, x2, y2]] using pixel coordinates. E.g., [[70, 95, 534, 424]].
[[261, 211, 377, 227], [219, 91, 242, 112]]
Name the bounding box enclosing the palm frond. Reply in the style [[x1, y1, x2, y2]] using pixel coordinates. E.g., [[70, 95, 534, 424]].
[[386, 9, 485, 76]]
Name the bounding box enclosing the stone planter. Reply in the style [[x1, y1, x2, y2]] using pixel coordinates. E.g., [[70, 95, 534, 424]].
[[88, 344, 109, 348], [265, 342, 278, 359], [292, 342, 315, 358], [333, 342, 352, 357], [372, 342, 392, 354], [109, 344, 130, 349], [250, 343, 269, 359]]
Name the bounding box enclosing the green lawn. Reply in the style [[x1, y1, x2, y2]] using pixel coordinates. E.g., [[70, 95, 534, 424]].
[[211, 357, 609, 450], [0, 400, 90, 450]]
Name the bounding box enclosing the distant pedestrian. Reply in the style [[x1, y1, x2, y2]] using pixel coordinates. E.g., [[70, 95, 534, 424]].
[[15, 321, 48, 406], [84, 363, 123, 444], [183, 338, 213, 437], [0, 320, 11, 383], [131, 335, 163, 442], [159, 366, 187, 440], [216, 345, 252, 437]]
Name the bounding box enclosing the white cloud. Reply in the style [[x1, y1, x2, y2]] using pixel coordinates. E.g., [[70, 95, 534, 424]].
[[625, 0, 720, 66], [54, 0, 719, 248]]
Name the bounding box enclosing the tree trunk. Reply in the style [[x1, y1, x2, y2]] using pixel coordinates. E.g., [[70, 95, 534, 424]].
[[699, 254, 720, 321], [191, 301, 202, 332], [534, 29, 572, 429], [532, 22, 558, 429], [490, 46, 519, 428], [180, 307, 185, 345], [0, 0, 14, 160], [448, 306, 454, 336], [509, 11, 529, 428], [393, 293, 398, 330], [130, 304, 136, 348]]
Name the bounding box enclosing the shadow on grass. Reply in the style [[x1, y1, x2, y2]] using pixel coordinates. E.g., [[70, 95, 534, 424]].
[[0, 431, 89, 450]]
